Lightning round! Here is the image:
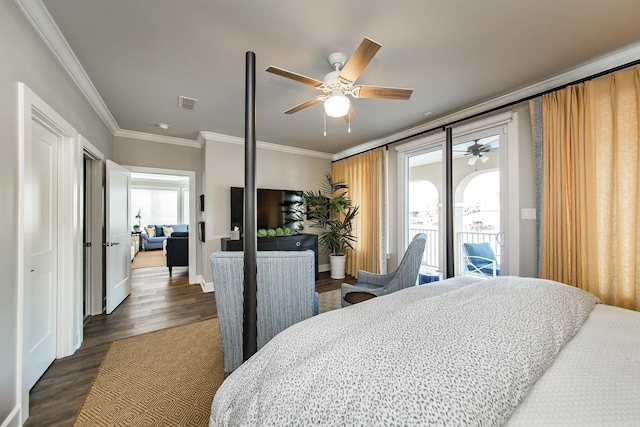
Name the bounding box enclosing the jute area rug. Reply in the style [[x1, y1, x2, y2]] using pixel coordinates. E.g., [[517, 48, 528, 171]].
[[73, 319, 224, 426], [131, 250, 165, 269], [74, 289, 342, 426]]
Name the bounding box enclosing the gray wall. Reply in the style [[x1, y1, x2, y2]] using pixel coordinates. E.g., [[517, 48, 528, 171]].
[[514, 103, 537, 277], [0, 1, 113, 422], [202, 138, 332, 282], [112, 136, 202, 173]]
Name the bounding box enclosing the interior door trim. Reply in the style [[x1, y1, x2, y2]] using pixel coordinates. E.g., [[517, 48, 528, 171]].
[[18, 82, 81, 423]]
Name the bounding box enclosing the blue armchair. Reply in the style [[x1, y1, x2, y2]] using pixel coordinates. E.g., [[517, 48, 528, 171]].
[[462, 242, 500, 277], [341, 233, 427, 307]]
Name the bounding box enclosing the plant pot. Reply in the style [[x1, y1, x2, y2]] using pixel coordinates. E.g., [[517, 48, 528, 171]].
[[330, 254, 346, 279]]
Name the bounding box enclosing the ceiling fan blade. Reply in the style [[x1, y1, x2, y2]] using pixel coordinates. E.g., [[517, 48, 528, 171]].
[[343, 103, 357, 123], [266, 66, 323, 87], [353, 85, 413, 100], [339, 37, 381, 83], [283, 96, 323, 114]]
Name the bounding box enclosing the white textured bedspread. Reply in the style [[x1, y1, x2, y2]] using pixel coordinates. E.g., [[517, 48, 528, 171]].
[[210, 277, 600, 426], [506, 303, 640, 426]]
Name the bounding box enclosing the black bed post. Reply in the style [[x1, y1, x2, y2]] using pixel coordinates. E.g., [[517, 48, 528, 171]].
[[243, 51, 258, 361], [444, 126, 455, 279]]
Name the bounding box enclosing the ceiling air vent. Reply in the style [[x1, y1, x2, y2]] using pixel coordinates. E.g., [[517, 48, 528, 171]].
[[177, 95, 198, 110]]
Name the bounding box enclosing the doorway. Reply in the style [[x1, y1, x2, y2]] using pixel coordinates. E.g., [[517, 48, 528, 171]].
[[82, 137, 105, 318], [124, 166, 197, 284], [396, 112, 520, 278]]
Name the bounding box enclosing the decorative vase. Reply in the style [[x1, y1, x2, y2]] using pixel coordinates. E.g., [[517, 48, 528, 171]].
[[329, 254, 346, 279]]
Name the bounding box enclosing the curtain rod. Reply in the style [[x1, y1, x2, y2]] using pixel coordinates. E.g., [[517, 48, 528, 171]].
[[332, 59, 640, 163]]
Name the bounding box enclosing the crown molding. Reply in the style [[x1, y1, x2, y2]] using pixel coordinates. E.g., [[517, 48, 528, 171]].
[[334, 41, 640, 161], [115, 129, 201, 148], [16, 0, 120, 134], [198, 131, 334, 160], [21, 0, 640, 160], [18, 0, 333, 158]]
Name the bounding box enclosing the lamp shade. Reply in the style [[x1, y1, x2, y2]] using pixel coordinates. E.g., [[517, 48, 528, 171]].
[[324, 95, 350, 118]]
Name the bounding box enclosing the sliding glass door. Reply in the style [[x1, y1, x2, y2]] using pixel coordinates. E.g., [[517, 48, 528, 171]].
[[397, 112, 518, 279]]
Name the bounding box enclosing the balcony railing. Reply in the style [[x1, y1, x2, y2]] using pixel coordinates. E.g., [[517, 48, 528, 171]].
[[409, 228, 501, 273]]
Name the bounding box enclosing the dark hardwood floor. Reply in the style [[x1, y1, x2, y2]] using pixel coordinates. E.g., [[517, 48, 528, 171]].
[[24, 264, 352, 426]]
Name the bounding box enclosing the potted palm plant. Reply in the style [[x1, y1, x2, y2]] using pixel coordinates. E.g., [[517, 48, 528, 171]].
[[304, 173, 359, 279]]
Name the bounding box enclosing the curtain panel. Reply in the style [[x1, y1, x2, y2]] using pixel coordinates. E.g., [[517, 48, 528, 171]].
[[535, 65, 640, 310], [332, 148, 386, 277]]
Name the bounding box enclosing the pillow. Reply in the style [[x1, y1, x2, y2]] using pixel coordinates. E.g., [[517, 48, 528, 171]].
[[144, 226, 156, 238], [155, 225, 164, 237], [162, 226, 174, 237]]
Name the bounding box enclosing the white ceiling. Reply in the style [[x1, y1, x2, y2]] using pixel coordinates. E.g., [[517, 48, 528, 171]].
[[30, 0, 640, 156]]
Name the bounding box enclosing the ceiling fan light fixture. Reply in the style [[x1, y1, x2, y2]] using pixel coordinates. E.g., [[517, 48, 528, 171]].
[[467, 156, 477, 166], [480, 154, 489, 163], [324, 94, 350, 118]]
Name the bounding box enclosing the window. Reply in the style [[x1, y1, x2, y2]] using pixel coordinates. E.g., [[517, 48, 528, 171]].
[[132, 188, 179, 226], [182, 189, 190, 224]]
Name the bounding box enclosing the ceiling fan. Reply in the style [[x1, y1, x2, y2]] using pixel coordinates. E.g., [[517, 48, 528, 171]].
[[266, 37, 413, 120], [457, 140, 495, 166]]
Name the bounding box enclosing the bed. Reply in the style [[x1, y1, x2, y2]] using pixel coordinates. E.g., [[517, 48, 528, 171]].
[[209, 276, 640, 426]]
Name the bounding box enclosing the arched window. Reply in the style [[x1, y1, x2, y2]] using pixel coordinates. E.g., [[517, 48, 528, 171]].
[[409, 180, 439, 230], [460, 171, 500, 232]]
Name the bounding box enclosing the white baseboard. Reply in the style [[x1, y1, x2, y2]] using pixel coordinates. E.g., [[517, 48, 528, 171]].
[[319, 263, 330, 273], [1, 405, 20, 427], [200, 276, 213, 293]]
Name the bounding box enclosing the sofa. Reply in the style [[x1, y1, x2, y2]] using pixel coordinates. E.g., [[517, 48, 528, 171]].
[[141, 224, 188, 250]]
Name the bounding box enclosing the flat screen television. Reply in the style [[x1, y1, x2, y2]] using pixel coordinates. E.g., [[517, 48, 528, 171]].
[[230, 187, 303, 236]]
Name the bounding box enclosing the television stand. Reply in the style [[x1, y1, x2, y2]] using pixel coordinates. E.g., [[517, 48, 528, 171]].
[[220, 234, 319, 279]]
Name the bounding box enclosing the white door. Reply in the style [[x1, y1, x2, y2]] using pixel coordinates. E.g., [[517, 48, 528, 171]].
[[105, 160, 131, 314], [25, 120, 58, 389]]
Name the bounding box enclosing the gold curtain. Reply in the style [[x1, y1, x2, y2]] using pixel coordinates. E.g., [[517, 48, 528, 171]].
[[538, 65, 640, 310], [332, 148, 385, 277]]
